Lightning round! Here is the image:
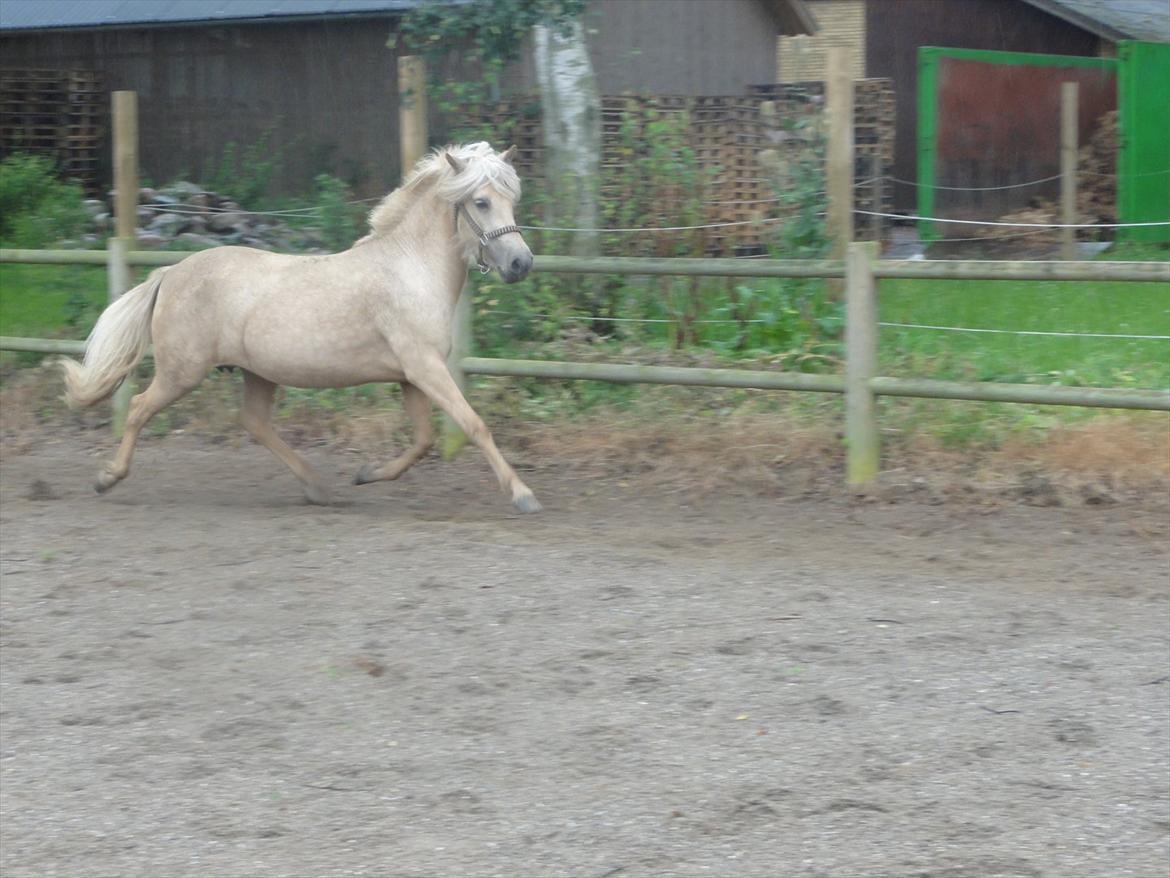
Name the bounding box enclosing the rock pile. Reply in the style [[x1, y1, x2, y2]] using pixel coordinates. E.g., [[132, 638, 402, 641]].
[[82, 182, 337, 253]]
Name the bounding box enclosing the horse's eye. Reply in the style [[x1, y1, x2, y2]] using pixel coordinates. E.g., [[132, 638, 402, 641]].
[[474, 198, 490, 211]]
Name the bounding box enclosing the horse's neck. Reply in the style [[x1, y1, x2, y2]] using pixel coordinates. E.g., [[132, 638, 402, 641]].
[[370, 191, 467, 304]]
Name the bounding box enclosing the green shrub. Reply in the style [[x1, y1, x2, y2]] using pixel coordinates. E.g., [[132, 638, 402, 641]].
[[314, 174, 365, 251], [0, 154, 90, 247], [205, 128, 284, 206]]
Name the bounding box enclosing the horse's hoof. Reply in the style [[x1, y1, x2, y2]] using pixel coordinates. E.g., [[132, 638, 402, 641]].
[[512, 492, 542, 514], [353, 464, 378, 486], [94, 469, 120, 494], [303, 484, 333, 506]]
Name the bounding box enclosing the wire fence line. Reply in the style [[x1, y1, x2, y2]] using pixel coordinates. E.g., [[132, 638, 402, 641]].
[[135, 200, 1165, 234], [919, 227, 1062, 244], [132, 171, 1167, 231], [888, 173, 1065, 192], [520, 216, 802, 234], [484, 310, 768, 326], [522, 212, 1166, 235], [855, 210, 1170, 229], [138, 199, 383, 219], [878, 322, 1170, 341], [883, 168, 1170, 191], [481, 311, 1170, 343]]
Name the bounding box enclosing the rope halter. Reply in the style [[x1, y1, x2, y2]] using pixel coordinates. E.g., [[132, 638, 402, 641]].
[[454, 202, 522, 274]]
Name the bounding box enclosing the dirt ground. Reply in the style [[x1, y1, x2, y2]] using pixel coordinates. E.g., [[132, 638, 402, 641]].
[[1, 429, 1168, 878]]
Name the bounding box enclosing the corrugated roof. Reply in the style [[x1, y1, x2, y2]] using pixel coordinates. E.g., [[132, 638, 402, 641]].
[[1022, 0, 1170, 43], [1, 0, 817, 36], [0, 0, 429, 31]]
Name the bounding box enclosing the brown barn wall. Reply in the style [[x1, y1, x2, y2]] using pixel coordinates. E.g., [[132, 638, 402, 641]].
[[494, 0, 784, 96], [578, 0, 781, 96], [865, 0, 1102, 210], [1, 0, 794, 199], [1, 18, 402, 198]]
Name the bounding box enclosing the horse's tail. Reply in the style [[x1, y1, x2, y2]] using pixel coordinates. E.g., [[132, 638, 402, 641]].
[[58, 268, 167, 409]]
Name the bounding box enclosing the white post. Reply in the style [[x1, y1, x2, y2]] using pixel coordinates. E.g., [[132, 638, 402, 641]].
[[1060, 82, 1079, 261], [441, 283, 473, 459], [399, 56, 470, 457], [398, 56, 428, 176], [826, 48, 854, 268], [109, 90, 138, 435], [845, 240, 879, 486]]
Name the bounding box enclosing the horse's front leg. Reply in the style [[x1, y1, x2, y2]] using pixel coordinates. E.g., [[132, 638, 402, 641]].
[[403, 354, 540, 513], [354, 381, 434, 485]]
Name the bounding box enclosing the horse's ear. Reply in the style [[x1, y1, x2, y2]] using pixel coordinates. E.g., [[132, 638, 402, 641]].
[[500, 144, 517, 165], [445, 152, 465, 174]]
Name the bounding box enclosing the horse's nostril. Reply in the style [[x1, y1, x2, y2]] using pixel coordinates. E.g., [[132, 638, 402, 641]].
[[511, 256, 530, 276]]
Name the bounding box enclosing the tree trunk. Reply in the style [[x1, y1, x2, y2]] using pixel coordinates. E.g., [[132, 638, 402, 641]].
[[533, 19, 600, 262]]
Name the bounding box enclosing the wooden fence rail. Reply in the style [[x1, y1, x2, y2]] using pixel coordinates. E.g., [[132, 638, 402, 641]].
[[2, 247, 1168, 486]]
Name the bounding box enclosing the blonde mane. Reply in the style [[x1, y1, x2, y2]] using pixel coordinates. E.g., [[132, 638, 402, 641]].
[[363, 142, 522, 241]]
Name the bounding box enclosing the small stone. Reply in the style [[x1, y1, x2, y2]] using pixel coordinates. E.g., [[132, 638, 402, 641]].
[[26, 480, 57, 501], [208, 211, 246, 232]]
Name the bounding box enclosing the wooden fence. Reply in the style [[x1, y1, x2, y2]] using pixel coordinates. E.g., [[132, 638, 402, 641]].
[[3, 245, 1168, 487], [3, 72, 1168, 487]]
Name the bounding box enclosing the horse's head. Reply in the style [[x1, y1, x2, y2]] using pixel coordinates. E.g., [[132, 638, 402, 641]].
[[445, 144, 533, 284]]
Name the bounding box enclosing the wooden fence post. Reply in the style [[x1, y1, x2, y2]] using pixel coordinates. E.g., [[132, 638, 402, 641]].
[[398, 55, 428, 175], [441, 286, 473, 459], [398, 55, 470, 457], [1061, 82, 1079, 261], [109, 90, 138, 435], [826, 48, 854, 273], [845, 240, 879, 486]]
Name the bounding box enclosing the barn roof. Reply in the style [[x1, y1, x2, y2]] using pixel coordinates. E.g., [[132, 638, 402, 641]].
[[0, 0, 432, 31], [1022, 0, 1170, 43], [0, 0, 816, 35]]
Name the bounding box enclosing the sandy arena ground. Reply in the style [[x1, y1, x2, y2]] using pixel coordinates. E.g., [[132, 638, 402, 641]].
[[1, 431, 1168, 878]]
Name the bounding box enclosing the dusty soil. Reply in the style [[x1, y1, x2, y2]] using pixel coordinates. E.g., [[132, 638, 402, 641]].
[[1, 431, 1168, 878]]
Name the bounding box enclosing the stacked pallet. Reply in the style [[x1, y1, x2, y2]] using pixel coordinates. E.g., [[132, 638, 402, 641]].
[[604, 95, 703, 256], [465, 82, 895, 255], [750, 79, 895, 239], [0, 69, 104, 193]]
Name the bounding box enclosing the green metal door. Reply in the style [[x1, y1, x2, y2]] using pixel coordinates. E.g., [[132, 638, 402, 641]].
[[1118, 41, 1170, 243]]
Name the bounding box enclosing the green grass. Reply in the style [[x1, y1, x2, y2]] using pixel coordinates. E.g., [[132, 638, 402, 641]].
[[877, 273, 1170, 389], [0, 263, 109, 338]]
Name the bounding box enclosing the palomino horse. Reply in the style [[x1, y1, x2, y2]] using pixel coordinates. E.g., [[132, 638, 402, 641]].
[[59, 142, 541, 512]]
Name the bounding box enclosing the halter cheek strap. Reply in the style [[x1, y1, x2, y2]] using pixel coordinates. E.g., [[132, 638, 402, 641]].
[[455, 203, 522, 274]]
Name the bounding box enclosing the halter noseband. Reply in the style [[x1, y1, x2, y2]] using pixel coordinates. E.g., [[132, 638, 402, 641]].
[[455, 202, 522, 274]]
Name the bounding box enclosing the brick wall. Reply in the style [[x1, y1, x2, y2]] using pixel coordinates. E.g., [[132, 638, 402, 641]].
[[777, 0, 867, 82]]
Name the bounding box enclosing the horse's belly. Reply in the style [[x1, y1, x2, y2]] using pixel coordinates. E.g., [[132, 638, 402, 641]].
[[235, 309, 405, 387], [269, 362, 403, 389], [236, 348, 404, 389]]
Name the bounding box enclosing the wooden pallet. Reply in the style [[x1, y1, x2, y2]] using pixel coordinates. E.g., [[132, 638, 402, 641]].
[[464, 84, 896, 253], [0, 68, 105, 193]]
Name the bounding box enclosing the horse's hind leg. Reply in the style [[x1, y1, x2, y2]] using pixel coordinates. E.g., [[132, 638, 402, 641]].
[[354, 381, 434, 486], [95, 373, 199, 494], [240, 370, 331, 505]]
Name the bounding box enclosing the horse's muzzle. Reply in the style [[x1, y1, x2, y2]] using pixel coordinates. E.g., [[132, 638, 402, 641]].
[[501, 253, 533, 284]]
